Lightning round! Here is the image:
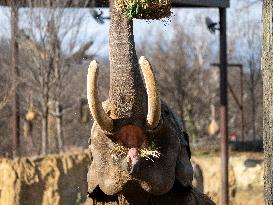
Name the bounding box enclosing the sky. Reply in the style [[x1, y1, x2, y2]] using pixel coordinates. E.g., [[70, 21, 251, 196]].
[[0, 0, 262, 59]]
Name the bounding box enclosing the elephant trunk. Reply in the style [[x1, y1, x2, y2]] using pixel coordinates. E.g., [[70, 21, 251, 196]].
[[108, 1, 147, 126], [87, 1, 161, 132]]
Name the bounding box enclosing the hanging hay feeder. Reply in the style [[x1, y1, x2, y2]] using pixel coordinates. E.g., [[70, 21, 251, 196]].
[[25, 110, 36, 121], [115, 0, 171, 19], [208, 119, 219, 137]]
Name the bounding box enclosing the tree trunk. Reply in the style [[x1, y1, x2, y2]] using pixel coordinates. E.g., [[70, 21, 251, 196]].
[[55, 101, 63, 153], [41, 111, 48, 155], [41, 94, 49, 155], [48, 19, 63, 153], [184, 103, 198, 144], [262, 1, 273, 204], [250, 89, 256, 141], [47, 101, 57, 152], [10, 1, 20, 157]]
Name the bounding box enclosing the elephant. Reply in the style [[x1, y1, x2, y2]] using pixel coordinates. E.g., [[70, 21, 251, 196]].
[[85, 1, 214, 204]]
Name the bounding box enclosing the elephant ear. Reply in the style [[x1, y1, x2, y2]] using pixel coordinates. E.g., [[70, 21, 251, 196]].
[[175, 132, 193, 187], [163, 103, 193, 187]]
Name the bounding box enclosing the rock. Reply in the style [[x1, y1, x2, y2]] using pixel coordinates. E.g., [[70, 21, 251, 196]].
[[192, 156, 236, 204], [192, 154, 264, 205], [231, 156, 263, 190], [0, 152, 91, 205]]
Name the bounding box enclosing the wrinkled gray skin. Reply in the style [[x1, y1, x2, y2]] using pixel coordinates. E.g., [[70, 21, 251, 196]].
[[87, 102, 193, 195], [86, 1, 214, 204]]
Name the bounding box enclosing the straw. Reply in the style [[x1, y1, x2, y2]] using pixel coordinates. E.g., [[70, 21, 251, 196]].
[[115, 0, 171, 19]]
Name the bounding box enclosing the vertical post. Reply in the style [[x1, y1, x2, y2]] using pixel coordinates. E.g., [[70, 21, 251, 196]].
[[262, 1, 273, 204], [11, 3, 20, 157], [219, 8, 228, 205], [240, 66, 245, 142]]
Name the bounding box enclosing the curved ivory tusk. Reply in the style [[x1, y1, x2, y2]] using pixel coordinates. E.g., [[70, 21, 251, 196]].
[[87, 60, 113, 132], [139, 56, 161, 129]]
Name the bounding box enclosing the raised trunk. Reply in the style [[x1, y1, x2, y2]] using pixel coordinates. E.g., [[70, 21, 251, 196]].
[[262, 1, 273, 204], [109, 1, 147, 126]]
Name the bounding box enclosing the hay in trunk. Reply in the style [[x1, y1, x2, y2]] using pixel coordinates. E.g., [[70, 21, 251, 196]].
[[115, 0, 171, 19]]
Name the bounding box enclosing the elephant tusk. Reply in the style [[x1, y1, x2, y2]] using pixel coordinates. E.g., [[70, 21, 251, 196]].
[[139, 56, 161, 130], [87, 60, 113, 132]]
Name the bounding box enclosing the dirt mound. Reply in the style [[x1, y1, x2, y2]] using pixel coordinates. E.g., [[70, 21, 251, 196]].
[[0, 152, 91, 205], [192, 153, 264, 205]]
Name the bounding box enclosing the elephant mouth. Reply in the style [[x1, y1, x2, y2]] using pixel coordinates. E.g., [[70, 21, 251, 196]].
[[110, 125, 160, 173], [115, 125, 147, 149], [115, 125, 147, 171]]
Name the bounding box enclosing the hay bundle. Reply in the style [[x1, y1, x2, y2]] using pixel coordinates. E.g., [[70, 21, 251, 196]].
[[25, 110, 36, 121], [115, 0, 171, 19], [207, 104, 219, 137]]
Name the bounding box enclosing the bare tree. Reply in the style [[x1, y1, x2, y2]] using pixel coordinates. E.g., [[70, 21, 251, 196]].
[[138, 17, 215, 143], [0, 40, 14, 112], [137, 7, 263, 149], [232, 13, 262, 141], [0, 37, 17, 156], [239, 0, 262, 10], [245, 28, 261, 141], [18, 1, 93, 155]]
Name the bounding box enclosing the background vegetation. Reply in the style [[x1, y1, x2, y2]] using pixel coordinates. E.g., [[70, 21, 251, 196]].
[[0, 0, 262, 157]]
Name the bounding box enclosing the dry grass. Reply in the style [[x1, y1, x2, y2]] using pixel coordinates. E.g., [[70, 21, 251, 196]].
[[110, 144, 161, 162], [115, 0, 171, 19]]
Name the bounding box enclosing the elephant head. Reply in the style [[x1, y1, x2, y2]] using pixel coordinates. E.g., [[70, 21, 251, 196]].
[[86, 0, 193, 196]]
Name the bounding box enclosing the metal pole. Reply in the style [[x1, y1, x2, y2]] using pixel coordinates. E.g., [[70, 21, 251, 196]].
[[11, 3, 20, 157], [219, 8, 228, 205], [240, 66, 245, 142]]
